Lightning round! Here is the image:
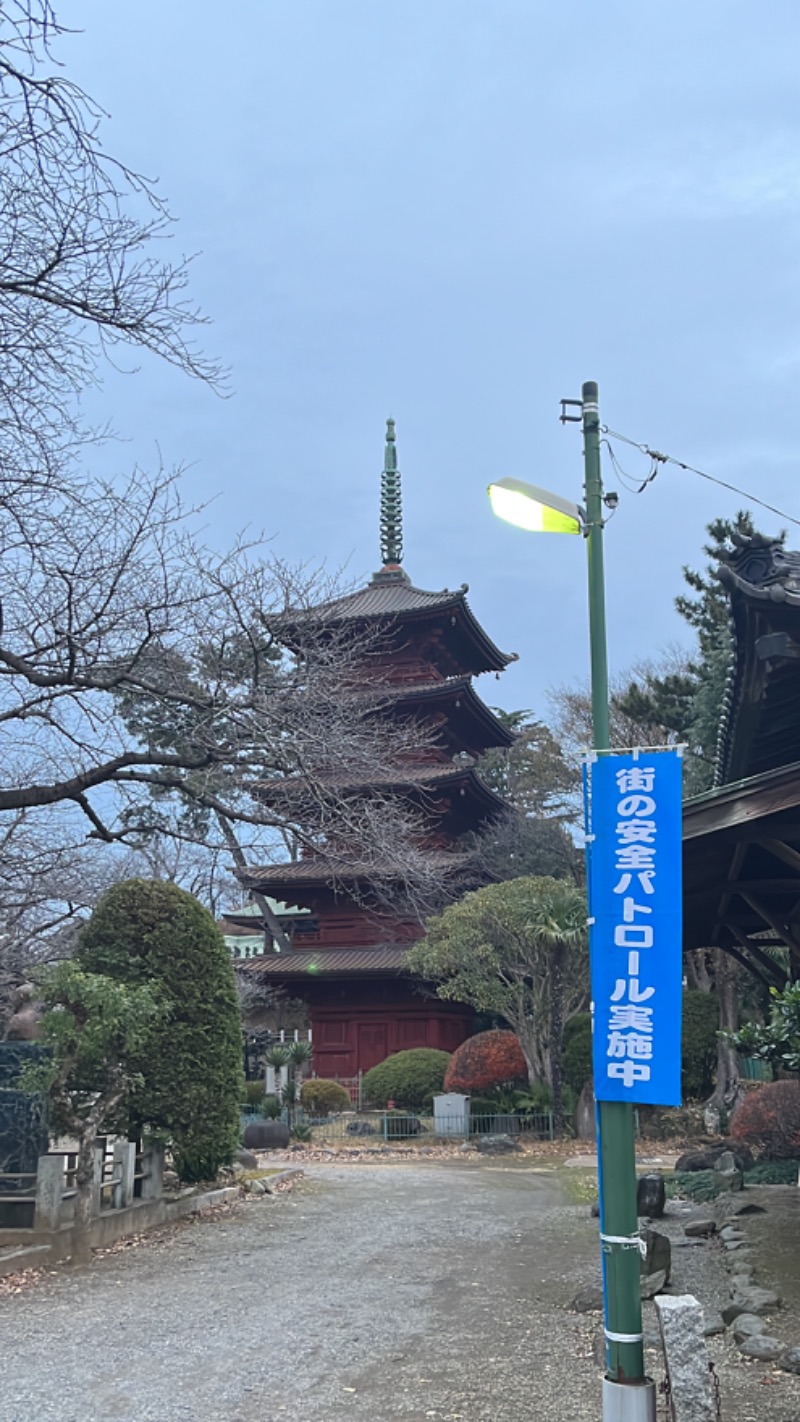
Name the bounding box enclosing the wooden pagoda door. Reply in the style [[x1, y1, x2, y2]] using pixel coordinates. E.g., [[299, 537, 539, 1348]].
[[358, 1022, 388, 1073]]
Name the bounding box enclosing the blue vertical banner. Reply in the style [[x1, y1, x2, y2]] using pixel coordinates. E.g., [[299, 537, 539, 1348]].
[[584, 750, 683, 1106]]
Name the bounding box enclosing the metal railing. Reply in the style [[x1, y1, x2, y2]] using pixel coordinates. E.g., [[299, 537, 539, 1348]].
[[290, 1109, 555, 1142]]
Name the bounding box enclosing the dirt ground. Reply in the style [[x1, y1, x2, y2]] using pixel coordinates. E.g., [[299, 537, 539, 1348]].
[[0, 1157, 798, 1422]]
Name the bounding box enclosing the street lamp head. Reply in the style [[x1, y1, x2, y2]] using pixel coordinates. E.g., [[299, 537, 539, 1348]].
[[487, 477, 583, 535]]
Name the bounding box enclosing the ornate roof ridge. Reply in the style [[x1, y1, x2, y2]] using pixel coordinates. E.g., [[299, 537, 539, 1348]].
[[714, 532, 800, 786]]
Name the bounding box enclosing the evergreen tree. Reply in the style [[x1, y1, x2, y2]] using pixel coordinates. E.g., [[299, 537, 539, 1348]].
[[475, 709, 583, 882], [77, 879, 243, 1182], [479, 710, 577, 821], [615, 511, 767, 794]]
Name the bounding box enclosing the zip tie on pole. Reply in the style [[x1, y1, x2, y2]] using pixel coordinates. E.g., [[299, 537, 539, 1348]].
[[604, 1329, 644, 1344], [600, 1232, 647, 1257]]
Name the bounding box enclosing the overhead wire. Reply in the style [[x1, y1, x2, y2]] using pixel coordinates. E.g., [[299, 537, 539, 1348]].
[[601, 426, 800, 529]]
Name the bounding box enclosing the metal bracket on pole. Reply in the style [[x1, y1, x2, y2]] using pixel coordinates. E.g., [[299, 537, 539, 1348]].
[[602, 1378, 657, 1422], [560, 397, 583, 423]]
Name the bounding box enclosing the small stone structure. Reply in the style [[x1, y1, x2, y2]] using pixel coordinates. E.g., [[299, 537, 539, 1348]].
[[655, 1294, 715, 1422]]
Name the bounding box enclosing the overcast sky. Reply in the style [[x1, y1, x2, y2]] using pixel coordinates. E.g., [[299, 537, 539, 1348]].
[[66, 1, 800, 718]]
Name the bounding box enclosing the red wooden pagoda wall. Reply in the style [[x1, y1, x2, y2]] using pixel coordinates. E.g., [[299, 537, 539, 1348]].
[[309, 989, 472, 1077]]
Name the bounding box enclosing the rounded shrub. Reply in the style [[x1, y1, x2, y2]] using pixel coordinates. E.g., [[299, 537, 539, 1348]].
[[562, 1014, 593, 1097], [300, 1078, 352, 1115], [731, 1079, 800, 1160], [78, 879, 243, 1182], [444, 1030, 527, 1094], [242, 1080, 266, 1108], [362, 1048, 450, 1110], [681, 990, 719, 1099]]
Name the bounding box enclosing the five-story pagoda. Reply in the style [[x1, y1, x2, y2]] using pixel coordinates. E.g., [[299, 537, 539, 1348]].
[[241, 422, 515, 1077]]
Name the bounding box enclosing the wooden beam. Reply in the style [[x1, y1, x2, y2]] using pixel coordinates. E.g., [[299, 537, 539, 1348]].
[[757, 837, 800, 874], [710, 841, 748, 945], [723, 924, 788, 988], [738, 891, 800, 954], [687, 877, 800, 900], [719, 933, 779, 990]]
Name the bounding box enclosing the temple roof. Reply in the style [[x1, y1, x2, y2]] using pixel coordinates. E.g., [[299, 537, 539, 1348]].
[[683, 758, 800, 982], [285, 575, 515, 676], [244, 944, 412, 977], [257, 763, 507, 818], [715, 534, 800, 784], [239, 849, 477, 895], [389, 677, 516, 751]]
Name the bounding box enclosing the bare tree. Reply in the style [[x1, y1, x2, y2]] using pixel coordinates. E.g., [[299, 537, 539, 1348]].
[[0, 6, 460, 992], [548, 652, 693, 775], [0, 808, 135, 1029], [0, 466, 456, 971], [0, 3, 222, 501]]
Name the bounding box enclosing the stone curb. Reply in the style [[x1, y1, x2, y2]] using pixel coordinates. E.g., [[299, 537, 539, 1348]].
[[266, 1169, 305, 1189], [164, 1184, 241, 1221]]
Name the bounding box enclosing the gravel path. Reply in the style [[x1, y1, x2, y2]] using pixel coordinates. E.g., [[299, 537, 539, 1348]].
[[0, 1160, 798, 1422]]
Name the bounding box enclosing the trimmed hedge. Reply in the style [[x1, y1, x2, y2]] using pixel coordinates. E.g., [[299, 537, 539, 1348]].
[[78, 879, 243, 1182], [444, 1031, 526, 1094], [300, 1079, 352, 1115], [362, 1049, 450, 1110]]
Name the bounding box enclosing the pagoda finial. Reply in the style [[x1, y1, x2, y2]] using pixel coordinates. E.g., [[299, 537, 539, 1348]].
[[380, 417, 403, 566]]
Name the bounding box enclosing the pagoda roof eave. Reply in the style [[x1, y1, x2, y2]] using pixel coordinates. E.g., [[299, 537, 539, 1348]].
[[388, 677, 516, 748], [238, 850, 479, 895], [273, 581, 515, 675], [255, 764, 508, 814], [242, 944, 413, 978]]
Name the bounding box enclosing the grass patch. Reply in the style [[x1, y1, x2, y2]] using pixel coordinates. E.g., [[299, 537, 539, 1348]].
[[559, 1168, 599, 1206]]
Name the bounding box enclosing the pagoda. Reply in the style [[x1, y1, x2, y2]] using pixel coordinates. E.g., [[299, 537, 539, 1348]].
[[241, 421, 516, 1078]]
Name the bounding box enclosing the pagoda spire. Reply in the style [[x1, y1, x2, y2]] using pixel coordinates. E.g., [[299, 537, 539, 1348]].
[[379, 417, 403, 567]]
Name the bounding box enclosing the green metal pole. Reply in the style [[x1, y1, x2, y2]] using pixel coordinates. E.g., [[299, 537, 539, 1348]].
[[582, 381, 646, 1392]]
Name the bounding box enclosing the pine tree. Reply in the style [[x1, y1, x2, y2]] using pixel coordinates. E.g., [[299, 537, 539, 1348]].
[[615, 511, 767, 794]]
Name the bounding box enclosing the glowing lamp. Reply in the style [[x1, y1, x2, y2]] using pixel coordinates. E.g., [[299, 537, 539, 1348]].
[[487, 477, 583, 535]]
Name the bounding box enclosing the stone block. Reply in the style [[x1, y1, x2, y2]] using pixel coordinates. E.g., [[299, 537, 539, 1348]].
[[637, 1172, 666, 1218], [34, 1154, 64, 1232], [655, 1294, 716, 1422], [640, 1227, 671, 1282]]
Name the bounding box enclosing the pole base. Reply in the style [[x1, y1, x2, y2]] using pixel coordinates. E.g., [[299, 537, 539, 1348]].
[[602, 1377, 657, 1422]]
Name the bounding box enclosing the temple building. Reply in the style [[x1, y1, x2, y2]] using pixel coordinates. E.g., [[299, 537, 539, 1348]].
[[240, 421, 515, 1078], [684, 533, 800, 985]]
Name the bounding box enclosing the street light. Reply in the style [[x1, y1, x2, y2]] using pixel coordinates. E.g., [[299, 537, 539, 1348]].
[[488, 381, 656, 1422], [487, 478, 584, 536]]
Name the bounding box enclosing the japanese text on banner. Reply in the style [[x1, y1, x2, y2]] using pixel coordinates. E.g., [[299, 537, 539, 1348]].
[[584, 750, 683, 1106]]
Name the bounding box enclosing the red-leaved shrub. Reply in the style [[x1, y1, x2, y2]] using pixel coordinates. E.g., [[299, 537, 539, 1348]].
[[730, 1079, 800, 1160], [444, 1030, 527, 1094]]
